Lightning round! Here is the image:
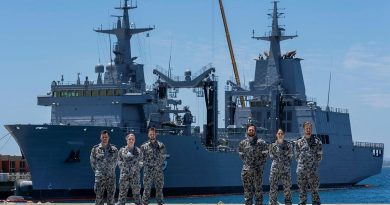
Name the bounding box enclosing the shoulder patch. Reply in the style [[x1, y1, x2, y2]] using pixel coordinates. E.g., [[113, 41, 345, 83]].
[[110, 144, 118, 149], [158, 141, 165, 147]]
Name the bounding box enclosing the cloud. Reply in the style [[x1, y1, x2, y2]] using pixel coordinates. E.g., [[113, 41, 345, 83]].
[[340, 43, 390, 109], [359, 93, 390, 109], [343, 43, 390, 73]]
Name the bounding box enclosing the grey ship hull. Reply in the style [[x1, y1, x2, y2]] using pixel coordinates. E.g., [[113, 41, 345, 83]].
[[5, 124, 383, 199]]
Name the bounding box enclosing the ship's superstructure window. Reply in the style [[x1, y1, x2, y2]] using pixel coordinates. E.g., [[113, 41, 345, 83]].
[[9, 161, 15, 173], [107, 89, 114, 96], [372, 149, 383, 157], [84, 90, 92, 96], [281, 111, 293, 132], [92, 90, 98, 96], [53, 89, 122, 98], [99, 90, 107, 96], [19, 161, 25, 173], [250, 100, 270, 107]]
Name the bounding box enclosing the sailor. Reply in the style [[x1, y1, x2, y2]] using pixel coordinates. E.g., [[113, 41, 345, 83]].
[[295, 121, 323, 205], [238, 124, 268, 205], [90, 130, 119, 205], [269, 129, 293, 205], [141, 127, 167, 205], [117, 133, 143, 205]]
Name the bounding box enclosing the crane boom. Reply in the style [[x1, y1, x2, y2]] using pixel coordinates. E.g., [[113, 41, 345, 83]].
[[218, 0, 245, 107]]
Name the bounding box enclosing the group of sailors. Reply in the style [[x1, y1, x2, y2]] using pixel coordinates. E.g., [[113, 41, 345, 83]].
[[90, 127, 166, 205], [90, 121, 322, 205], [239, 121, 322, 205]]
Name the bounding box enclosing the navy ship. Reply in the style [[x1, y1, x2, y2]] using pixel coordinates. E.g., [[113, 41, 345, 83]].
[[5, 0, 384, 199]]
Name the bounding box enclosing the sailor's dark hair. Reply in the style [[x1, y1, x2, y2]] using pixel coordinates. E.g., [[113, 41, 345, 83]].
[[125, 133, 135, 140], [100, 130, 109, 135], [276, 128, 284, 133], [246, 123, 256, 131], [303, 121, 312, 128], [148, 127, 156, 132]]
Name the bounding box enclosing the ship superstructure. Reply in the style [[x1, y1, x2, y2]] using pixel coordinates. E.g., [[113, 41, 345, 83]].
[[5, 1, 383, 199]]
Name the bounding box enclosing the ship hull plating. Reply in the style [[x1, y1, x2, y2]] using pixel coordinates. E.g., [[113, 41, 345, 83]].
[[5, 124, 383, 199]]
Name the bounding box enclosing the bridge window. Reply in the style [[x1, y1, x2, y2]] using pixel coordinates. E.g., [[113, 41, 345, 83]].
[[99, 90, 107, 96], [54, 89, 121, 97], [84, 90, 92, 96], [107, 89, 114, 96], [92, 90, 98, 96]]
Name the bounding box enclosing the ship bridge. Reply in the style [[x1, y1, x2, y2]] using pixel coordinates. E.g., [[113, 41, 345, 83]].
[[36, 0, 155, 128]]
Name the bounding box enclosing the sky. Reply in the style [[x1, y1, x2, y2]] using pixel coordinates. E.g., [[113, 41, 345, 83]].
[[0, 0, 389, 159]]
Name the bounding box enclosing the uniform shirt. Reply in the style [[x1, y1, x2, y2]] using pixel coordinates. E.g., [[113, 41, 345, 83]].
[[118, 146, 143, 175], [141, 140, 166, 169], [238, 135, 268, 170], [269, 140, 293, 173], [295, 136, 323, 173], [90, 143, 118, 177]]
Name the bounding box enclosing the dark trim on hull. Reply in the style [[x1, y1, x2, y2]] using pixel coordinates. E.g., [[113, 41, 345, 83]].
[[28, 183, 357, 201]]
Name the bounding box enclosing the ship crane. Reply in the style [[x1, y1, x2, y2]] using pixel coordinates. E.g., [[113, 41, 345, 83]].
[[153, 66, 218, 148], [218, 0, 245, 107]]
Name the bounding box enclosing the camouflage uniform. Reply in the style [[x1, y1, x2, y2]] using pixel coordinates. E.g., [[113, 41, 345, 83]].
[[117, 146, 143, 205], [90, 143, 118, 205], [269, 141, 293, 205], [141, 140, 167, 205], [238, 135, 268, 205], [295, 136, 323, 205]]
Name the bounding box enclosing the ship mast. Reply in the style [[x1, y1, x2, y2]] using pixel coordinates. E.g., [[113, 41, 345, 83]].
[[252, 1, 297, 86], [94, 0, 153, 84], [251, 1, 298, 134]]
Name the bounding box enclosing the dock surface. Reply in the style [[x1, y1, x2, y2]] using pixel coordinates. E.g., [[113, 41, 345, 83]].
[[0, 202, 390, 205]]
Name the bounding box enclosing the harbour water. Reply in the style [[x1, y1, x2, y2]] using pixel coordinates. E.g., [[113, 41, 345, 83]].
[[7, 167, 388, 204], [164, 167, 390, 204]]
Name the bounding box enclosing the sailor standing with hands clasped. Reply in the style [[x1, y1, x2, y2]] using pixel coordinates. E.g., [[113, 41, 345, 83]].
[[269, 128, 293, 205], [116, 133, 143, 205]]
